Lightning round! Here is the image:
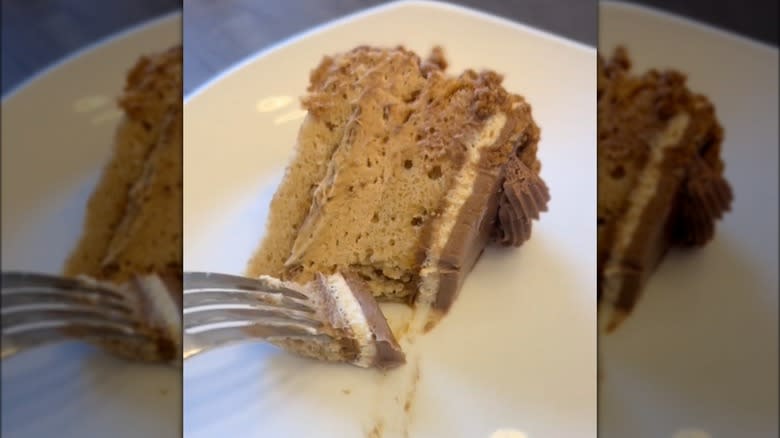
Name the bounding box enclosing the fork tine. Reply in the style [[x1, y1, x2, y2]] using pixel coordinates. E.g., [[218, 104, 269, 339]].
[[2, 307, 138, 332], [2, 314, 140, 335], [185, 272, 311, 301], [1, 272, 133, 319], [184, 306, 321, 331], [2, 325, 151, 359], [183, 323, 331, 360], [183, 289, 314, 313], [0, 271, 184, 363], [183, 272, 316, 313], [181, 272, 346, 361], [2, 272, 125, 301], [184, 272, 308, 297], [1, 272, 140, 336], [2, 290, 132, 314]]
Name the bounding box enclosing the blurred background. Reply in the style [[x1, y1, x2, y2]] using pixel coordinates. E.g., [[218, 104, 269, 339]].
[[183, 0, 599, 93], [2, 2, 182, 438], [1, 0, 180, 95], [623, 0, 777, 45], [183, 0, 776, 94], [4, 0, 775, 96], [598, 1, 777, 437]]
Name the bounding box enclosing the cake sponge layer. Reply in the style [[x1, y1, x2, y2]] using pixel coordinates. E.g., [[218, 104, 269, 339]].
[[64, 46, 183, 284]]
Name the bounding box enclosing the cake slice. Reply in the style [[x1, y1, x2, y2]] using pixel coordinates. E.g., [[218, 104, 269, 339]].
[[597, 47, 732, 332], [248, 45, 549, 338], [63, 46, 183, 362]]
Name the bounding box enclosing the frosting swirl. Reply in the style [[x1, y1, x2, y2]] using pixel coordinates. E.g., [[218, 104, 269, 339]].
[[673, 156, 733, 246], [494, 157, 550, 246]]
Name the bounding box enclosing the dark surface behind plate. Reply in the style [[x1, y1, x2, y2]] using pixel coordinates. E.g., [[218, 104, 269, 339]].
[[1, 0, 180, 95], [182, 0, 777, 93], [182, 0, 597, 93], [4, 0, 774, 95], [619, 0, 778, 46]]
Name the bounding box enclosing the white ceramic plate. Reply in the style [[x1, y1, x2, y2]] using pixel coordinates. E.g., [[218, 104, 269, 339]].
[[599, 2, 779, 437], [184, 1, 596, 437], [1, 13, 181, 438]]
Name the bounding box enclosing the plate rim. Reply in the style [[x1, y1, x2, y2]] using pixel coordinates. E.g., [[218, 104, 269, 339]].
[[1, 10, 181, 103], [183, 0, 596, 103], [601, 0, 779, 53]]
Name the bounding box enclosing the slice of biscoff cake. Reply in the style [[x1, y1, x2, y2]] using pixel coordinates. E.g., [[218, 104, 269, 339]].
[[248, 46, 548, 318]]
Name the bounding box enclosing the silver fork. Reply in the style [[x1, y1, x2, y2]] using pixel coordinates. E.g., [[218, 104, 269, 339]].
[[183, 271, 333, 360], [1, 271, 175, 362]]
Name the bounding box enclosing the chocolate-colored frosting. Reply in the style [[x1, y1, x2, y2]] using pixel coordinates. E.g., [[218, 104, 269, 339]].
[[431, 166, 504, 312], [422, 110, 515, 314], [495, 157, 550, 246], [342, 273, 406, 369], [425, 104, 546, 316], [672, 157, 733, 246], [269, 273, 405, 369]]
